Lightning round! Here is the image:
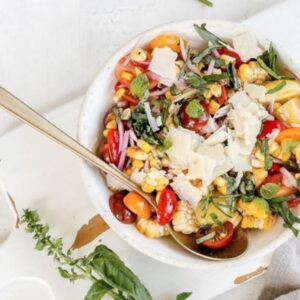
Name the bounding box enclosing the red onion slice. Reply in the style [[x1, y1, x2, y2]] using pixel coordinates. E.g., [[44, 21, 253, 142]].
[[144, 102, 159, 132], [129, 129, 138, 142], [118, 130, 129, 170], [149, 87, 169, 97], [117, 120, 124, 153], [206, 59, 215, 75], [280, 167, 297, 188], [212, 49, 221, 58]]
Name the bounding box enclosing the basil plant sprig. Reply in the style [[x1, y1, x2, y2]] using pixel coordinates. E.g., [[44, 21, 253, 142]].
[[21, 209, 191, 300]]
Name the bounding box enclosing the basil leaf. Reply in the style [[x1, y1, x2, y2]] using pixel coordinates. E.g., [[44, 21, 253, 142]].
[[266, 80, 287, 94], [203, 73, 228, 83], [193, 24, 226, 46], [130, 74, 149, 100], [257, 45, 285, 80], [227, 61, 240, 89], [185, 100, 203, 118], [210, 212, 223, 226], [192, 45, 222, 64], [260, 183, 280, 199], [197, 0, 213, 7], [282, 140, 299, 154], [258, 138, 272, 170], [91, 258, 152, 300], [84, 280, 112, 300], [129, 104, 161, 145], [270, 202, 300, 236], [170, 84, 177, 96], [158, 138, 172, 153], [184, 72, 207, 92]]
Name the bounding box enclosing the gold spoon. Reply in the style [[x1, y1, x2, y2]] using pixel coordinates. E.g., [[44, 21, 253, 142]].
[[0, 87, 248, 260]]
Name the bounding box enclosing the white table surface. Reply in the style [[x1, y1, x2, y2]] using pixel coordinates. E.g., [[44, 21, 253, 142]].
[[0, 0, 284, 136], [0, 98, 272, 300], [1, 0, 300, 299]]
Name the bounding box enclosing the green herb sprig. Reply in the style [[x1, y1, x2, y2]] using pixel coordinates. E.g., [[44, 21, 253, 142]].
[[197, 0, 213, 7], [21, 209, 191, 300]]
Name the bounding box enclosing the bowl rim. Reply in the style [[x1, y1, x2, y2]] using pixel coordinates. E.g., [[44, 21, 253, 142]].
[[78, 19, 295, 269]]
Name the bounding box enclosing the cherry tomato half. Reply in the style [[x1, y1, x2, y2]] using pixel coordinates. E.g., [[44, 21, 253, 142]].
[[263, 172, 283, 184], [109, 191, 137, 224], [218, 48, 243, 67], [107, 129, 120, 166], [121, 93, 138, 106], [257, 120, 285, 140], [149, 34, 181, 53], [288, 197, 300, 208], [270, 163, 282, 174], [179, 101, 209, 133], [197, 222, 235, 250], [115, 56, 144, 88], [157, 187, 177, 225], [217, 84, 228, 105]]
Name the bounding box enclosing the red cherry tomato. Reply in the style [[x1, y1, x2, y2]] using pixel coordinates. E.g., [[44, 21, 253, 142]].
[[98, 143, 110, 163], [121, 93, 138, 106], [217, 84, 228, 105], [275, 186, 297, 198], [218, 48, 243, 67], [179, 101, 209, 133], [115, 56, 143, 88], [257, 120, 285, 140], [197, 222, 235, 250], [288, 197, 300, 208], [263, 172, 283, 184], [270, 163, 282, 174], [157, 187, 177, 225], [109, 192, 137, 224], [107, 129, 120, 166]]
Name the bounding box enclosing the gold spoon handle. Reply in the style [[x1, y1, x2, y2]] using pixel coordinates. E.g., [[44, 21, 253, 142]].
[[0, 87, 154, 206]]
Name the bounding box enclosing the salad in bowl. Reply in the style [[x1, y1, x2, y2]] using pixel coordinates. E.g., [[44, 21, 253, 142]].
[[80, 21, 300, 267]]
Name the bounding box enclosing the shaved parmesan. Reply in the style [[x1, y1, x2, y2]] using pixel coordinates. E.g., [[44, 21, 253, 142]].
[[171, 175, 202, 207], [244, 83, 266, 102], [149, 47, 178, 82], [203, 126, 228, 146], [232, 32, 263, 62], [166, 127, 202, 168]]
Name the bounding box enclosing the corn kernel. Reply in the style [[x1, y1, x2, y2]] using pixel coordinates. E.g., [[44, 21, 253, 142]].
[[203, 89, 212, 99], [132, 159, 144, 169], [141, 182, 155, 194], [155, 177, 169, 187], [137, 139, 152, 153], [165, 91, 173, 100], [126, 147, 137, 158], [161, 157, 170, 167], [252, 168, 268, 186], [274, 102, 281, 110], [220, 54, 235, 65], [132, 150, 148, 161], [115, 87, 126, 98], [238, 61, 268, 84], [102, 129, 109, 138], [251, 158, 264, 168], [106, 120, 117, 129], [209, 83, 222, 97], [218, 186, 227, 195], [125, 168, 134, 176], [208, 100, 220, 115], [134, 67, 142, 76], [191, 179, 202, 188], [130, 48, 147, 62], [214, 176, 227, 187], [150, 158, 162, 169], [121, 71, 133, 81]]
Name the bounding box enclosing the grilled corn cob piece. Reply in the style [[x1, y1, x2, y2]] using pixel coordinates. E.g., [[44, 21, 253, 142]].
[[213, 176, 227, 195], [240, 213, 277, 230], [252, 168, 268, 187], [238, 61, 268, 84], [263, 80, 300, 104], [238, 198, 269, 220], [172, 201, 198, 234], [136, 218, 169, 238]]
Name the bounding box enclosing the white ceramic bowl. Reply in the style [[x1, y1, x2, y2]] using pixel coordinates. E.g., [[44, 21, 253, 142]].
[[78, 20, 300, 269]]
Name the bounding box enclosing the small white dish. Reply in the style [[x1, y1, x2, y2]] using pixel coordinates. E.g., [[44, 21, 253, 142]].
[[0, 277, 56, 300], [78, 20, 300, 269], [0, 179, 18, 245]]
